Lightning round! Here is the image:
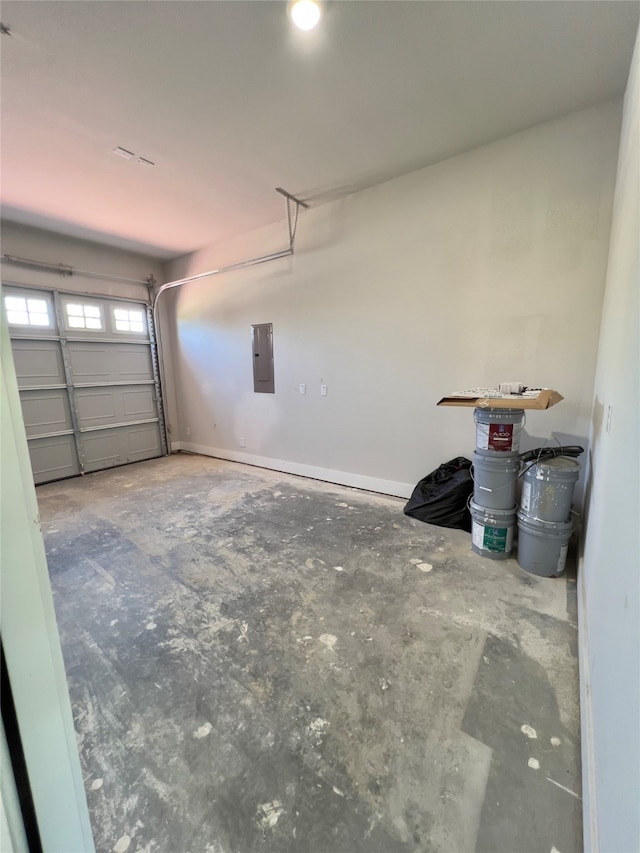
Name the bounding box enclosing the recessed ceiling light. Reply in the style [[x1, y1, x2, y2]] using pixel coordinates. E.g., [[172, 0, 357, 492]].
[[290, 0, 321, 31]]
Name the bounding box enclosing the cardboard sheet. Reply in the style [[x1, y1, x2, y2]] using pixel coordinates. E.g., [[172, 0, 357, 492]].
[[437, 388, 563, 410]]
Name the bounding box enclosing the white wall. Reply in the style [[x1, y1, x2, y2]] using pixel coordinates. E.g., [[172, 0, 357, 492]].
[[0, 222, 180, 442], [579, 26, 640, 853], [167, 102, 621, 498], [1, 221, 162, 299]]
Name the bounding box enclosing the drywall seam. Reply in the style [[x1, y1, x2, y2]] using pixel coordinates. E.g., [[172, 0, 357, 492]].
[[178, 442, 413, 499], [578, 559, 600, 853]]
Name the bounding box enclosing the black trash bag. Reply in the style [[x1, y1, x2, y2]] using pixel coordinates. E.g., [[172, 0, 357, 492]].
[[403, 457, 473, 532]]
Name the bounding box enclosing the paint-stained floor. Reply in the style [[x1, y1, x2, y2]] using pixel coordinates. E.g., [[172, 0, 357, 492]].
[[37, 454, 582, 853]]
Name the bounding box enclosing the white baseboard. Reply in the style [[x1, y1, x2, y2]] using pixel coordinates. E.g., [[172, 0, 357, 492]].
[[170, 441, 183, 452], [577, 560, 599, 853], [176, 441, 414, 499]]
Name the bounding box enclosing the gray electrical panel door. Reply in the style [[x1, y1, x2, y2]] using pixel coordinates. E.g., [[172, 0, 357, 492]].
[[3, 285, 167, 484], [251, 323, 274, 393]]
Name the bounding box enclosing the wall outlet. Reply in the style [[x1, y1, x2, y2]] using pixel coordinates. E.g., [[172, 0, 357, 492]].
[[321, 384, 327, 396], [239, 437, 246, 448], [185, 426, 191, 437], [299, 383, 306, 394]]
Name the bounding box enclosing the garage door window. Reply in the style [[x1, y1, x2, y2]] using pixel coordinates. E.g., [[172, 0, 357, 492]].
[[65, 303, 103, 330], [113, 307, 145, 334], [4, 295, 52, 327]]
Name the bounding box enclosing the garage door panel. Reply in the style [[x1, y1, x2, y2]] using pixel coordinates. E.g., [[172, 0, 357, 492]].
[[75, 390, 116, 427], [8, 290, 164, 485], [75, 385, 156, 429], [67, 346, 110, 381], [20, 388, 74, 437], [127, 424, 162, 456], [83, 424, 161, 472], [28, 435, 81, 484], [67, 342, 153, 384], [119, 349, 153, 379], [82, 432, 120, 470], [122, 386, 156, 418], [11, 339, 66, 387]]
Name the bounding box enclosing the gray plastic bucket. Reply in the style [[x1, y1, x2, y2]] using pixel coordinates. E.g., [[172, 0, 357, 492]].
[[470, 500, 516, 560], [521, 457, 581, 522], [475, 408, 525, 454], [472, 451, 521, 510], [516, 510, 574, 577]]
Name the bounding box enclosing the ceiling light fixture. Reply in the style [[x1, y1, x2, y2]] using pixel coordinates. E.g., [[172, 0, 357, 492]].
[[290, 0, 321, 31], [112, 147, 156, 167], [113, 146, 135, 160]]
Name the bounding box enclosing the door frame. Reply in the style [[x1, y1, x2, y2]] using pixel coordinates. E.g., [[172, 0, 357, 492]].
[[1, 311, 95, 851]]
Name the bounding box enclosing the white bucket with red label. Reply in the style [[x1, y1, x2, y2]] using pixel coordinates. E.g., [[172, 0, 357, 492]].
[[474, 408, 525, 454]]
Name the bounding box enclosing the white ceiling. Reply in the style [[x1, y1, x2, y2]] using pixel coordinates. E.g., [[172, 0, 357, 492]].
[[1, 1, 638, 259]]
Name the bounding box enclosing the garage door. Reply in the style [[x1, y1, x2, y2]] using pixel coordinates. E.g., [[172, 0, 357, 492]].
[[3, 285, 167, 484]]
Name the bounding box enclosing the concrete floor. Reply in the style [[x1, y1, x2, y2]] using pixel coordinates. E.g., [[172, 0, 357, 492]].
[[38, 454, 582, 853]]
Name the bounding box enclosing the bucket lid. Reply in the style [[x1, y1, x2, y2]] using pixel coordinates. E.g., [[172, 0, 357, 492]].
[[470, 500, 517, 520], [517, 509, 574, 531], [474, 407, 525, 423], [473, 450, 521, 466], [525, 457, 581, 480]]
